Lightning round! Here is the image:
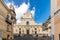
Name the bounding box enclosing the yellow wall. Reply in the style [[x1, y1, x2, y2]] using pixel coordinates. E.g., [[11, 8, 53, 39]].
[[0, 0, 13, 39]]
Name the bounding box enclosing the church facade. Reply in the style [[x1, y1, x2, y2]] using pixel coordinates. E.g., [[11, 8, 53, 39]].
[[13, 11, 51, 37]]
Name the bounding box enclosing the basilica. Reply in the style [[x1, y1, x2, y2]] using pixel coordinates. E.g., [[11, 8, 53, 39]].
[[13, 11, 51, 37]]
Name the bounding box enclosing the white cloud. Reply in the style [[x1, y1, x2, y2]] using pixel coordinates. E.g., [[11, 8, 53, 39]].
[[4, 0, 15, 8], [15, 2, 30, 24], [31, 7, 35, 17], [4, 0, 35, 24], [15, 2, 30, 19]]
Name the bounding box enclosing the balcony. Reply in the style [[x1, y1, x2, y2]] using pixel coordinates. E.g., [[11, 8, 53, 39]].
[[5, 18, 12, 25], [5, 15, 12, 25]]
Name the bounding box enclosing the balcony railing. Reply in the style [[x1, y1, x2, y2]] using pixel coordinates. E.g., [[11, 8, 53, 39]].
[[5, 15, 12, 24], [5, 18, 12, 24]]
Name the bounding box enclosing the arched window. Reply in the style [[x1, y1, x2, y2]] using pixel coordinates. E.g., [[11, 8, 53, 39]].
[[26, 21, 29, 25], [19, 28, 21, 30], [35, 28, 37, 30]]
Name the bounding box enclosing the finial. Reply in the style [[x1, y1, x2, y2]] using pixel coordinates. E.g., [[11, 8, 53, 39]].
[[9, 4, 15, 10]]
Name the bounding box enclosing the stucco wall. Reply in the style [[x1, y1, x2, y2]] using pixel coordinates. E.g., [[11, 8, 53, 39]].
[[54, 12, 60, 40]]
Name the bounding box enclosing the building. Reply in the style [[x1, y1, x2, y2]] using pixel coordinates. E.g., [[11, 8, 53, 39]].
[[42, 16, 51, 36], [54, 9, 60, 40], [51, 0, 60, 40], [0, 0, 16, 40], [13, 11, 51, 37]]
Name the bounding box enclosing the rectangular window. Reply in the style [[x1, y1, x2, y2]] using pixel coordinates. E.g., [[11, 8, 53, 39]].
[[7, 25, 11, 32], [19, 31, 21, 34], [35, 31, 37, 34], [59, 34, 60, 40], [0, 31, 3, 37]]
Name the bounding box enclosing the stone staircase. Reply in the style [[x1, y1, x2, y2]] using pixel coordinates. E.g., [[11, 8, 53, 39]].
[[14, 34, 51, 40]]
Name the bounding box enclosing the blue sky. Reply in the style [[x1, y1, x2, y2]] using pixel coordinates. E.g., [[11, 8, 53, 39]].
[[4, 0, 50, 24]]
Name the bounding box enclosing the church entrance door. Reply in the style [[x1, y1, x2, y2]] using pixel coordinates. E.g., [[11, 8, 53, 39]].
[[27, 30, 29, 34]]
